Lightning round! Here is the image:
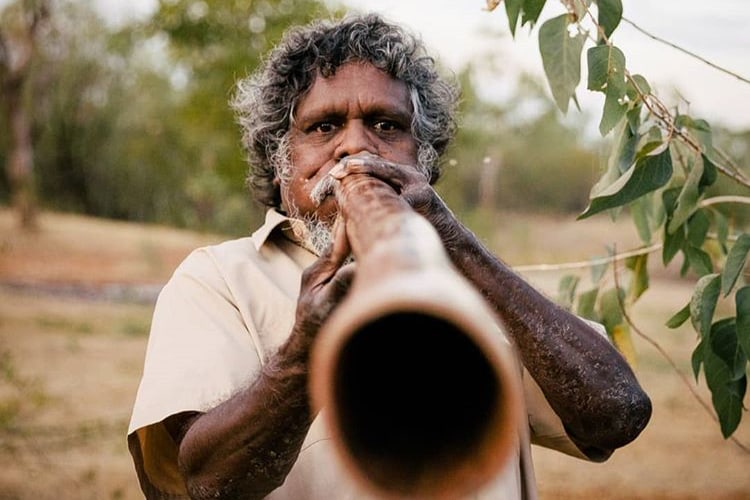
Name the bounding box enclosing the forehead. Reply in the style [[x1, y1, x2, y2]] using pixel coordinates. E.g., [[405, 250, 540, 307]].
[[294, 62, 412, 118]]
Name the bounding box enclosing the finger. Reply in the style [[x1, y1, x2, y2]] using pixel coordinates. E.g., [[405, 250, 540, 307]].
[[332, 156, 426, 188], [300, 219, 349, 290], [328, 215, 351, 268], [328, 262, 357, 302]]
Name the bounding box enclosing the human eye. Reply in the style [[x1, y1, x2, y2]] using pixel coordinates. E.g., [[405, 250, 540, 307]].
[[373, 119, 402, 133], [309, 121, 337, 134]]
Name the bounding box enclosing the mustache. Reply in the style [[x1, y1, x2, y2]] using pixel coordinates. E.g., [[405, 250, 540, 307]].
[[310, 173, 339, 207]]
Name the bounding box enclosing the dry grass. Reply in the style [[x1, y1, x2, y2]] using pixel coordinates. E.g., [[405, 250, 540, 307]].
[[0, 208, 749, 499]]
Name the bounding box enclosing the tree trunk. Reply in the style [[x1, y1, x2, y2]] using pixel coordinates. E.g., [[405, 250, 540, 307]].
[[1, 0, 49, 229], [4, 76, 37, 228]]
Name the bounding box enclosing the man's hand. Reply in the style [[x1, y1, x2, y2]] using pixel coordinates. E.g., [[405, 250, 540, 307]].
[[291, 217, 356, 358], [331, 153, 463, 248]]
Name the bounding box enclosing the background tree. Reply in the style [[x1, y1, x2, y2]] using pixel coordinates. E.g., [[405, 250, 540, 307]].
[[0, 0, 48, 228], [0, 0, 336, 235]]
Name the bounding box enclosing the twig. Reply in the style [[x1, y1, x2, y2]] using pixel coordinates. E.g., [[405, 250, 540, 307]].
[[513, 243, 661, 273], [700, 195, 750, 208], [611, 257, 750, 453], [621, 16, 750, 86]]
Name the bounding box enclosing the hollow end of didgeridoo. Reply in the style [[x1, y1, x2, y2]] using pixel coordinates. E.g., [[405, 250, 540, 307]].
[[309, 285, 522, 500]]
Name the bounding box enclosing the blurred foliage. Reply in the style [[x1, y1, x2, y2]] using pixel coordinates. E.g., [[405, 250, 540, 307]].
[[1, 0, 333, 235], [439, 68, 602, 223]]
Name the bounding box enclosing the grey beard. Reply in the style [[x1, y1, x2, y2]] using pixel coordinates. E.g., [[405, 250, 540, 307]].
[[300, 214, 334, 257]]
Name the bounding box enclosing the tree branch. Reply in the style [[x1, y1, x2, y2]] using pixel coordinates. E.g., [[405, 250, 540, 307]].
[[513, 243, 662, 273], [621, 16, 750, 86]]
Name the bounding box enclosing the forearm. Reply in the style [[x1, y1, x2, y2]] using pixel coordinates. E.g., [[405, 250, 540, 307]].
[[178, 330, 314, 499], [428, 201, 651, 456]]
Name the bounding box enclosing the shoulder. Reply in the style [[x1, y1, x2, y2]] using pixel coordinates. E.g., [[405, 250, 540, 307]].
[[177, 237, 258, 275]]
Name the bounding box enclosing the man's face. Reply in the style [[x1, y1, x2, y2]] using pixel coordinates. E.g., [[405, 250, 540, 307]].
[[282, 61, 419, 225]]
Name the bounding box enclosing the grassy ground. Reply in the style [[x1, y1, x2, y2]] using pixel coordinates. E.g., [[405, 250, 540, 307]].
[[0, 208, 749, 499]]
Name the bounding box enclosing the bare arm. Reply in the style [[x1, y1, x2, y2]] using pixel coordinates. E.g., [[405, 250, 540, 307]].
[[174, 222, 354, 499], [436, 203, 651, 459], [332, 156, 652, 460]]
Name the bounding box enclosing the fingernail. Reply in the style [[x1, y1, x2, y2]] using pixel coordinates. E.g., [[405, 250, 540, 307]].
[[330, 162, 346, 179], [345, 158, 365, 167]]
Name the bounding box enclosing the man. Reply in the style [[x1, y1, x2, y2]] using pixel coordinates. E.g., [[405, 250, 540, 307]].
[[128, 13, 651, 500]]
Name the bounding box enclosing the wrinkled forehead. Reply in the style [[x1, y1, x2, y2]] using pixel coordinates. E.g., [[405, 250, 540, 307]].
[[291, 61, 413, 124]]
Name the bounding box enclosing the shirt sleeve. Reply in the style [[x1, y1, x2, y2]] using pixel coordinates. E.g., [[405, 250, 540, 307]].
[[127, 248, 264, 497]]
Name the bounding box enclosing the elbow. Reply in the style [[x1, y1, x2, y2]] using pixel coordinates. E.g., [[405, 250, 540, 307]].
[[571, 383, 653, 461], [178, 436, 287, 500], [177, 441, 220, 500], [609, 384, 652, 448]]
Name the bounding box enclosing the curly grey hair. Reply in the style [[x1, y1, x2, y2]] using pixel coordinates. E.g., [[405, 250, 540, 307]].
[[231, 13, 460, 209]]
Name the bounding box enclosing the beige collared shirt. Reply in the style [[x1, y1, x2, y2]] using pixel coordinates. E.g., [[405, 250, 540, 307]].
[[127, 209, 587, 499]]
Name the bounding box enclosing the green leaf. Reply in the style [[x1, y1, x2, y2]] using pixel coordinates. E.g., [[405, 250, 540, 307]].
[[700, 153, 718, 190], [612, 117, 638, 174], [687, 209, 710, 248], [690, 273, 721, 338], [505, 0, 523, 36], [599, 287, 624, 332], [680, 254, 691, 278], [596, 0, 622, 39], [586, 45, 627, 135], [626, 103, 642, 133], [590, 256, 609, 284], [735, 286, 750, 359], [677, 115, 713, 152], [667, 160, 704, 234], [666, 302, 690, 329], [691, 338, 705, 379], [587, 45, 625, 92], [625, 253, 649, 302], [600, 83, 627, 136], [521, 0, 547, 28], [630, 197, 652, 244], [662, 187, 684, 265], [721, 233, 750, 296], [635, 139, 666, 160], [557, 274, 580, 310], [710, 319, 747, 381], [626, 74, 651, 100], [539, 14, 585, 113], [714, 209, 729, 253], [685, 245, 713, 277], [579, 146, 672, 219], [571, 0, 591, 20], [711, 373, 746, 438], [704, 318, 747, 437], [662, 184, 681, 217], [577, 287, 600, 321]]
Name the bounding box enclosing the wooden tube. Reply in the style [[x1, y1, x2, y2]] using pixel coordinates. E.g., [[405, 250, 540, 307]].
[[309, 173, 523, 499]]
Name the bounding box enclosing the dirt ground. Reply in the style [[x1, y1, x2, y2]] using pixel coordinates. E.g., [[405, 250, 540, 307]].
[[1, 208, 749, 499]]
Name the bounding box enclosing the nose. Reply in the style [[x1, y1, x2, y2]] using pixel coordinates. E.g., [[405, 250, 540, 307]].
[[334, 120, 377, 160]]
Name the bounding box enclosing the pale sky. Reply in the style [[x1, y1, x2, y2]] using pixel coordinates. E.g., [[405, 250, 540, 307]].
[[4, 0, 749, 131]]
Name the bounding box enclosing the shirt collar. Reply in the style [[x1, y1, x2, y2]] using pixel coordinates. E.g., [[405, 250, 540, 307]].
[[251, 209, 312, 252]]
